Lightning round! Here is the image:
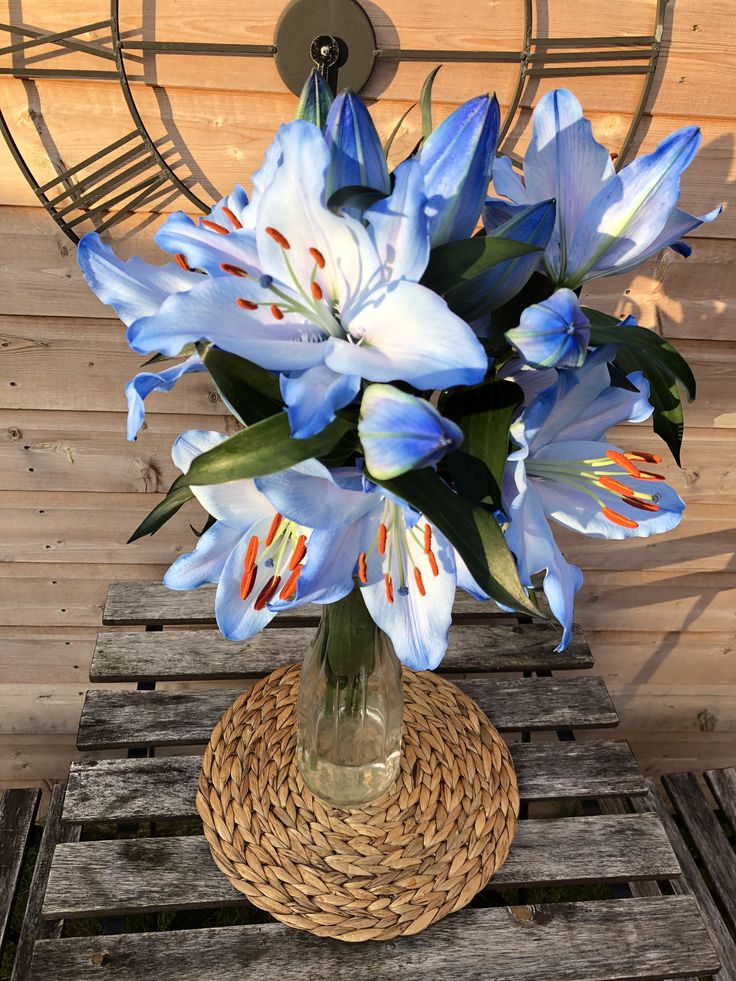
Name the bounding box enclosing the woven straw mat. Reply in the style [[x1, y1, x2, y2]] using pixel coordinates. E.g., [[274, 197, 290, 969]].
[[197, 662, 519, 941]]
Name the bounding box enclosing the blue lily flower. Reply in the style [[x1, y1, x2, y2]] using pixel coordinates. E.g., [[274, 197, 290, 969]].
[[123, 120, 487, 438], [256, 463, 487, 670], [125, 354, 206, 441], [418, 94, 501, 245], [324, 89, 391, 196], [502, 347, 685, 649], [506, 288, 590, 369], [163, 429, 341, 640], [358, 384, 464, 479], [489, 89, 721, 287]]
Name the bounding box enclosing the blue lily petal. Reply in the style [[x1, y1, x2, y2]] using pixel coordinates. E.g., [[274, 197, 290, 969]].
[[255, 459, 379, 530], [364, 159, 429, 282], [566, 126, 703, 284], [77, 233, 199, 326], [125, 354, 206, 441], [172, 429, 273, 529], [280, 364, 360, 439], [418, 94, 501, 245], [324, 90, 390, 196], [361, 519, 457, 670], [455, 198, 556, 319], [126, 273, 328, 368], [359, 384, 464, 479], [325, 279, 488, 389], [523, 89, 616, 281], [154, 213, 259, 278], [164, 521, 243, 590], [490, 155, 530, 205], [215, 518, 281, 639], [506, 288, 590, 369], [277, 517, 374, 608]]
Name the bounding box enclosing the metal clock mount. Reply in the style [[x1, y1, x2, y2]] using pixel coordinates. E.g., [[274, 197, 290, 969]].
[[0, 0, 666, 243]]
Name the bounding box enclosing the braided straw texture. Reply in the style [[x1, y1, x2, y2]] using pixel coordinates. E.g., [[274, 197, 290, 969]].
[[197, 663, 519, 942]]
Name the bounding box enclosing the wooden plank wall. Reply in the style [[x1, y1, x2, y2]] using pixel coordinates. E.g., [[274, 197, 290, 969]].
[[0, 0, 734, 793]]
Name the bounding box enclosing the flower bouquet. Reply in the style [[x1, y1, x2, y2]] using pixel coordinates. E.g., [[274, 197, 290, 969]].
[[78, 72, 719, 809]]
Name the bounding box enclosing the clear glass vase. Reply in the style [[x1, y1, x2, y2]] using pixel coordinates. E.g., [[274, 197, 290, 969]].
[[296, 586, 403, 808]]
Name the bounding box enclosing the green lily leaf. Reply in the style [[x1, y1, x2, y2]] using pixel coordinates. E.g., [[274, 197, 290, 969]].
[[583, 307, 695, 465], [377, 468, 541, 617], [172, 413, 352, 490], [128, 483, 194, 543], [422, 236, 541, 300], [443, 380, 523, 507], [420, 65, 442, 140], [196, 342, 282, 425]]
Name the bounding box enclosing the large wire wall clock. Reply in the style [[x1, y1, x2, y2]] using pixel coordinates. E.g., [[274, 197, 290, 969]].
[[0, 0, 666, 243]]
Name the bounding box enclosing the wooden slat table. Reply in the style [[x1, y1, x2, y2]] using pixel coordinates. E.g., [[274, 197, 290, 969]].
[[28, 582, 721, 981]]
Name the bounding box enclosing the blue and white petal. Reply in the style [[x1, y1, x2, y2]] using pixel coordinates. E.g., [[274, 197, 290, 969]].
[[77, 233, 200, 326], [359, 384, 463, 479], [364, 159, 429, 282], [125, 354, 205, 440], [164, 521, 243, 590], [324, 90, 390, 196], [280, 363, 360, 439]]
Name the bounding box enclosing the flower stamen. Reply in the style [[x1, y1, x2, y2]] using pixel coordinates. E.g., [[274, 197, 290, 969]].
[[220, 262, 248, 277], [601, 506, 638, 529], [606, 450, 641, 478], [265, 512, 283, 547], [414, 567, 426, 596], [637, 469, 666, 482], [384, 573, 394, 604], [625, 451, 662, 464], [220, 206, 242, 230], [427, 549, 439, 577], [244, 535, 259, 572], [265, 227, 291, 249], [289, 534, 307, 570], [279, 565, 302, 600], [599, 475, 634, 496], [358, 552, 368, 584], [622, 495, 659, 512], [270, 304, 285, 321], [310, 281, 323, 301], [236, 298, 259, 310], [201, 219, 229, 235], [309, 247, 326, 268], [174, 253, 191, 271], [240, 565, 257, 600], [378, 523, 388, 555], [423, 524, 432, 554], [254, 575, 281, 611]]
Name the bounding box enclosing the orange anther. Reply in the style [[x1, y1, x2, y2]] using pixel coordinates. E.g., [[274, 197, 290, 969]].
[[174, 253, 191, 271], [265, 512, 283, 546], [601, 506, 639, 529], [384, 573, 394, 604], [622, 496, 659, 513], [220, 205, 242, 230], [201, 218, 229, 235], [240, 565, 257, 601], [279, 565, 302, 601], [358, 552, 368, 584], [414, 567, 426, 596], [236, 298, 259, 310], [244, 535, 259, 573], [606, 449, 641, 478], [254, 575, 281, 611], [308, 247, 326, 268], [625, 450, 662, 464], [310, 280, 323, 301], [427, 550, 439, 577], [265, 227, 291, 249], [599, 475, 634, 496], [270, 304, 285, 321], [636, 469, 666, 482], [423, 524, 432, 554], [378, 523, 387, 555], [220, 262, 248, 277], [289, 535, 307, 571]]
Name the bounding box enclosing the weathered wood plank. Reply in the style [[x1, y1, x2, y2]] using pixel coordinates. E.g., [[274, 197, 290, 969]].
[[101, 580, 526, 626], [662, 771, 736, 930], [0, 788, 40, 956], [10, 784, 80, 981], [91, 623, 593, 682], [76, 677, 618, 750], [633, 779, 736, 981], [30, 896, 718, 981], [704, 767, 736, 833], [64, 741, 644, 824], [41, 813, 679, 919]]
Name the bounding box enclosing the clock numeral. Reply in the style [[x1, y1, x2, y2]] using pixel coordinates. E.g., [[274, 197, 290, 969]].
[[34, 130, 179, 239], [0, 19, 118, 79]]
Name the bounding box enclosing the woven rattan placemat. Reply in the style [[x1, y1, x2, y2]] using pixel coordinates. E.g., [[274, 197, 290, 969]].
[[197, 663, 519, 941]]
